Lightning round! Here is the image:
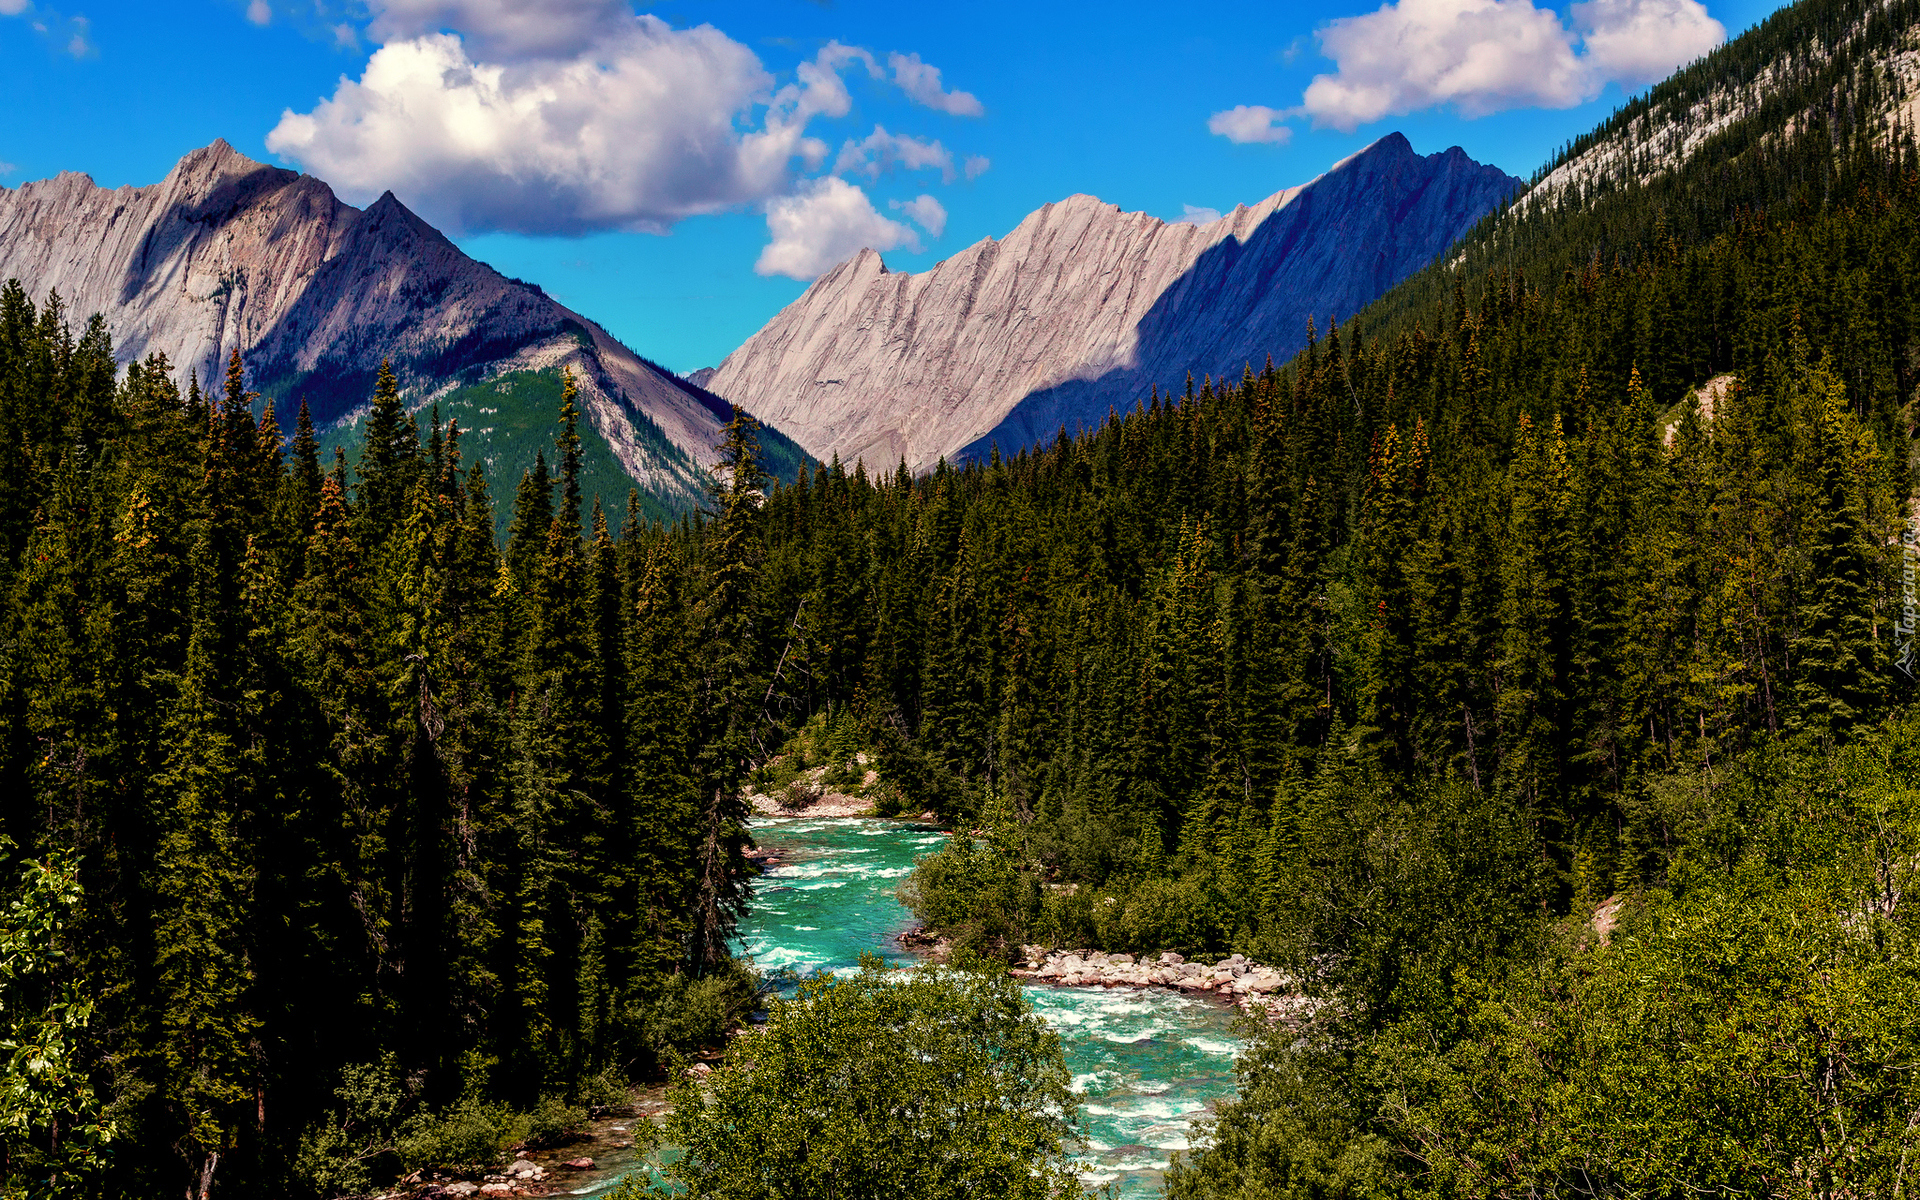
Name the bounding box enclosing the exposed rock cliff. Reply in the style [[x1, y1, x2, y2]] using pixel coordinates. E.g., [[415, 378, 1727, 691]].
[[702, 133, 1520, 471], [0, 140, 759, 508]]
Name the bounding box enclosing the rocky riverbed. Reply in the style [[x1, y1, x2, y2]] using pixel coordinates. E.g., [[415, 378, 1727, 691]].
[[1012, 947, 1320, 1022], [384, 1093, 668, 1200]]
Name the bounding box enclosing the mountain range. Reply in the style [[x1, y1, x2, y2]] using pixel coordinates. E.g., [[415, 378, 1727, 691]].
[[698, 133, 1521, 472], [0, 139, 803, 519], [0, 134, 1520, 499]]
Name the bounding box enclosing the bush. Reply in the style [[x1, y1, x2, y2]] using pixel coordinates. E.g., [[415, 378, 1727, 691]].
[[644, 959, 760, 1059], [648, 957, 1086, 1199], [899, 832, 1035, 958], [1090, 874, 1222, 955], [397, 1095, 525, 1175]]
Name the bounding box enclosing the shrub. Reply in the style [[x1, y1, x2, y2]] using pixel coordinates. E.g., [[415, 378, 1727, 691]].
[[649, 957, 1085, 1199]]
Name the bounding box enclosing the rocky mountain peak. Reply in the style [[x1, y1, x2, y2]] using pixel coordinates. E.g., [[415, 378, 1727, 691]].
[[702, 134, 1521, 472], [0, 140, 799, 513]]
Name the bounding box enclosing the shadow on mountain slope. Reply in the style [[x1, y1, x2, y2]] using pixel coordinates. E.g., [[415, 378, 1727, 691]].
[[954, 134, 1518, 464]]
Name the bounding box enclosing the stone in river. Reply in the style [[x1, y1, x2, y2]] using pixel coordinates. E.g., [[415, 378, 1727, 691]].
[[563, 1157, 595, 1170]]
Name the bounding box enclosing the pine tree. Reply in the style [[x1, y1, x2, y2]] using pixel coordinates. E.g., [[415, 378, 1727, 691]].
[[686, 407, 767, 974]]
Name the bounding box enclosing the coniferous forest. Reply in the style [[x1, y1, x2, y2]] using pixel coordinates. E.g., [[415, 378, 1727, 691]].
[[0, 318, 770, 1196], [7, 0, 1920, 1192]]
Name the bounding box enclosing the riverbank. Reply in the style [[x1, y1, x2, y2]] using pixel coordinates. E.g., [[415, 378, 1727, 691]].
[[761, 803, 1314, 1023], [740, 814, 1254, 1198], [378, 1088, 669, 1200]]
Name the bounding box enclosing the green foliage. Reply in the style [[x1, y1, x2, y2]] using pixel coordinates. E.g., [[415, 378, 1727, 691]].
[[0, 294, 762, 1195], [646, 957, 1085, 1200], [0, 847, 114, 1199], [1170, 721, 1920, 1199], [899, 832, 1034, 958], [318, 368, 677, 540], [641, 959, 760, 1059]]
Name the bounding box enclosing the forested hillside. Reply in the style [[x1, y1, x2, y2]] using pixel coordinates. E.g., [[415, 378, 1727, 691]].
[[0, 289, 769, 1198], [5, 0, 1920, 1193]]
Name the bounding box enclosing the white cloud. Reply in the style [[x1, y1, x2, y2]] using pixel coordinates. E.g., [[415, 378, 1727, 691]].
[[757, 176, 919, 280], [1575, 0, 1723, 86], [0, 161, 16, 176], [1207, 105, 1293, 145], [2, 2, 91, 54], [364, 0, 632, 60], [888, 51, 984, 116], [1175, 204, 1221, 225], [1304, 0, 1588, 129], [891, 193, 947, 237], [247, 0, 271, 25], [267, 24, 876, 235], [1214, 0, 1724, 138], [964, 154, 990, 180], [835, 126, 955, 181], [269, 6, 990, 269]]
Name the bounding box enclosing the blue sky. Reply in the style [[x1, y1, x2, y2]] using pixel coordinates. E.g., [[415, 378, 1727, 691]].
[[3, 0, 1790, 374]]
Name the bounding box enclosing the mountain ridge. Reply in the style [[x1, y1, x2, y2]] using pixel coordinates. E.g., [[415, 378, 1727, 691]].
[[701, 133, 1522, 472], [0, 140, 792, 510]]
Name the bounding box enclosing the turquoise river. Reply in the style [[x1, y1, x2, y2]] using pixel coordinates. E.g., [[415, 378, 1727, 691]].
[[738, 815, 1244, 1198]]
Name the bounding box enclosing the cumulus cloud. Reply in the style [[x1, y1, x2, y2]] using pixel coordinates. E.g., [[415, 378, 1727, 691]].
[[247, 0, 270, 24], [1211, 0, 1723, 138], [757, 176, 919, 280], [268, 24, 874, 235], [1576, 0, 1725, 85], [891, 193, 947, 237], [1175, 204, 1222, 225], [1303, 0, 1590, 127], [1207, 105, 1293, 145], [964, 154, 991, 180], [888, 51, 985, 116], [364, 0, 634, 60], [0, 0, 29, 12], [269, 9, 988, 250], [835, 126, 955, 181]]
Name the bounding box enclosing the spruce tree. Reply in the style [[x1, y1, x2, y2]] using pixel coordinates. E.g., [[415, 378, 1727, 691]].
[[687, 407, 767, 974]]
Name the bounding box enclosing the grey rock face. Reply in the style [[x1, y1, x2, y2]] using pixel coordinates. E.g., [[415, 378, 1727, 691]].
[[704, 133, 1519, 471], [0, 140, 731, 503]]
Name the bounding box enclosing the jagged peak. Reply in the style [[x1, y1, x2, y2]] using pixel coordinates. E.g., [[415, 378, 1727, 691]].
[[173, 138, 274, 178]]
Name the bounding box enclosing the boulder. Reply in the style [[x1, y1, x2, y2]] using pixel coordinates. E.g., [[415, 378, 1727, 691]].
[[479, 1186, 514, 1197], [443, 1185, 479, 1198], [1110, 954, 1134, 965], [507, 1159, 541, 1178], [1159, 951, 1186, 965], [563, 1157, 595, 1170]]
